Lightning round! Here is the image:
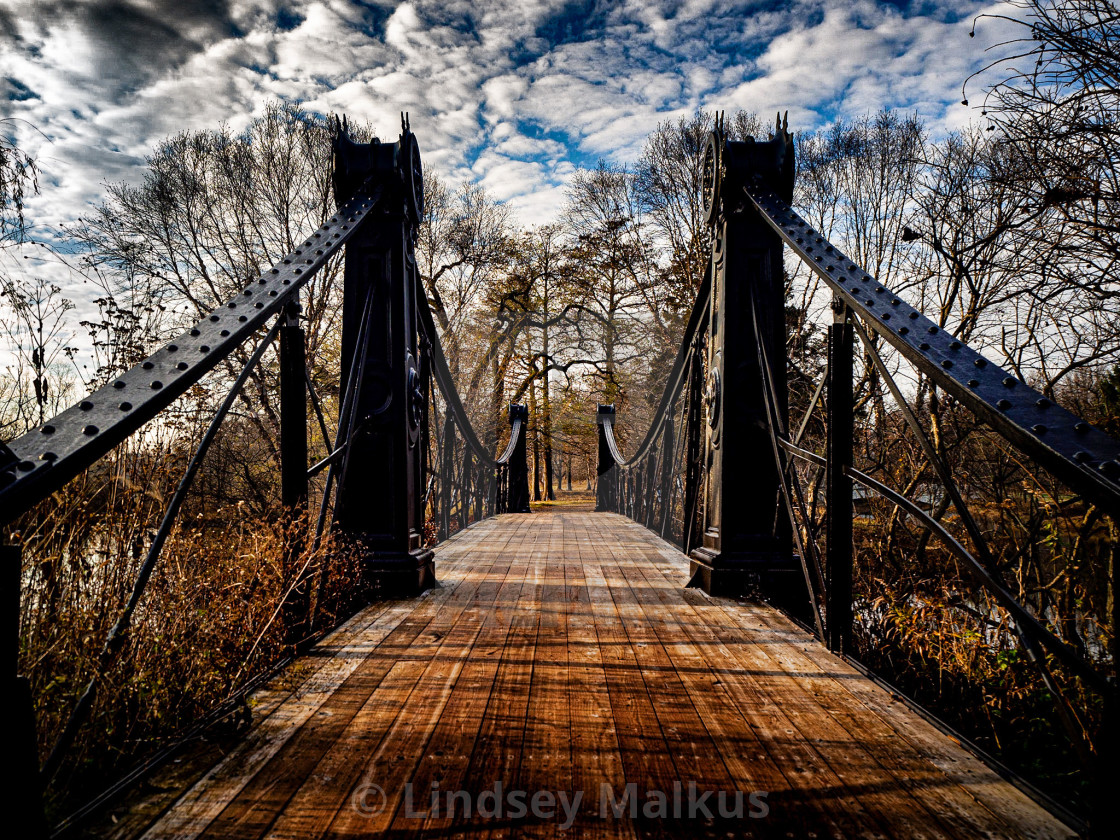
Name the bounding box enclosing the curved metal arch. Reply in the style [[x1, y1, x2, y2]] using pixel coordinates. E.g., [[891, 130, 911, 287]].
[[601, 270, 711, 469], [412, 264, 504, 470]]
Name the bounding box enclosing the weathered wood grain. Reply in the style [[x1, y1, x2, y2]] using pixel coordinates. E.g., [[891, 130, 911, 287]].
[[124, 513, 1076, 840]]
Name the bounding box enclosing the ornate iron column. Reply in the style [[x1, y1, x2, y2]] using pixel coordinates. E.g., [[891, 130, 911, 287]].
[[331, 117, 433, 596], [689, 116, 796, 596]]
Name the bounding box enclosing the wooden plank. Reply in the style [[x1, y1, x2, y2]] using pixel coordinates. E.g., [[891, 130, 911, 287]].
[[384, 515, 532, 838], [565, 516, 634, 840], [720, 577, 1077, 840], [265, 522, 521, 839], [138, 598, 410, 840], [125, 512, 1078, 840], [605, 519, 872, 840], [447, 514, 544, 840]]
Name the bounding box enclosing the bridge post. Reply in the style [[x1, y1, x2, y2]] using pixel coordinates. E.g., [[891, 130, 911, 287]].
[[595, 404, 617, 512], [5, 543, 48, 838], [331, 118, 434, 596], [279, 300, 311, 644], [826, 300, 854, 653], [506, 404, 531, 513], [689, 117, 796, 597]]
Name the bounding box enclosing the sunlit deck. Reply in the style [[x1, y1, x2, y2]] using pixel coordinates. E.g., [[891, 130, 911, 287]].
[[107, 513, 1074, 839]]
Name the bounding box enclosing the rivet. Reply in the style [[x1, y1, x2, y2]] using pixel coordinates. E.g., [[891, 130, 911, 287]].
[[882, 313, 891, 320], [1002, 377, 1017, 388], [243, 290, 252, 297], [200, 346, 210, 353], [1036, 398, 1051, 409], [974, 358, 987, 368], [41, 425, 55, 435], [119, 402, 132, 411], [83, 425, 98, 436], [1074, 451, 1092, 463], [283, 259, 292, 265], [1100, 461, 1120, 476], [891, 299, 900, 306], [227, 302, 237, 309], [254, 302, 263, 309], [271, 268, 279, 274], [18, 460, 35, 471], [1032, 424, 1047, 434], [949, 341, 960, 350], [113, 380, 126, 389], [269, 290, 278, 297], [220, 330, 230, 337], [909, 312, 918, 319], [826, 265, 834, 271], [190, 329, 201, 337], [899, 327, 909, 335], [920, 342, 931, 350], [927, 326, 938, 334], [238, 315, 248, 322], [79, 401, 93, 411], [168, 344, 178, 352], [177, 362, 188, 371], [997, 399, 1011, 410], [295, 268, 303, 274], [151, 381, 163, 390], [40, 452, 56, 462], [210, 315, 220, 322], [1075, 422, 1089, 434], [142, 361, 154, 370], [941, 360, 953, 368], [968, 379, 979, 387]]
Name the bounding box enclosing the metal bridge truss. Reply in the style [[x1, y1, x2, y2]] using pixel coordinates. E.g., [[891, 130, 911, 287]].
[[0, 117, 529, 834], [595, 114, 1120, 833]]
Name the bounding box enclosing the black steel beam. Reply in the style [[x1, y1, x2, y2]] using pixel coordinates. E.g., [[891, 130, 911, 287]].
[[744, 184, 1120, 515], [0, 187, 382, 524]]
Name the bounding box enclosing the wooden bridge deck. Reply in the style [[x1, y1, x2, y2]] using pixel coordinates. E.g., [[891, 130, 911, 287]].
[[119, 513, 1074, 839]]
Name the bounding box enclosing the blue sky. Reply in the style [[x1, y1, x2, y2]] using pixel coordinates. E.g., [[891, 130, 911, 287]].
[[0, 0, 1021, 252]]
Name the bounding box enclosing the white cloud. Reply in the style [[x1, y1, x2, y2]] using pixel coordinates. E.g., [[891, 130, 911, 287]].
[[0, 0, 1018, 297]]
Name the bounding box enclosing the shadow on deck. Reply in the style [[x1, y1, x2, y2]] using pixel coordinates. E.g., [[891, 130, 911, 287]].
[[96, 513, 1076, 839]]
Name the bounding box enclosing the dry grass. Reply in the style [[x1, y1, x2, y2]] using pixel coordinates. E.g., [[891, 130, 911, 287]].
[[16, 441, 364, 820]]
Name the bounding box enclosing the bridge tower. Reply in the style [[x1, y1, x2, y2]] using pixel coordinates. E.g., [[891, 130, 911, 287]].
[[688, 116, 798, 599], [331, 117, 434, 595]]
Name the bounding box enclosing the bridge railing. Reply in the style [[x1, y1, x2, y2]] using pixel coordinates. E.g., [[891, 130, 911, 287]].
[[0, 121, 528, 835], [598, 120, 1119, 827], [594, 272, 710, 550], [415, 263, 530, 538]]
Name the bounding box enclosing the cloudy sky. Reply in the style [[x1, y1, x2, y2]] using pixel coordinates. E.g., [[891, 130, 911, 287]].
[[1, 0, 1022, 237]]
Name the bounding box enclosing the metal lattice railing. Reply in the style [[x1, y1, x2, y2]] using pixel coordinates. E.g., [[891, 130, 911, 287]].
[[595, 272, 710, 551]]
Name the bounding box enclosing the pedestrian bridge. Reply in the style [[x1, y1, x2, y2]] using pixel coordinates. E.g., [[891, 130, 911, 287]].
[[4, 118, 1116, 837]]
